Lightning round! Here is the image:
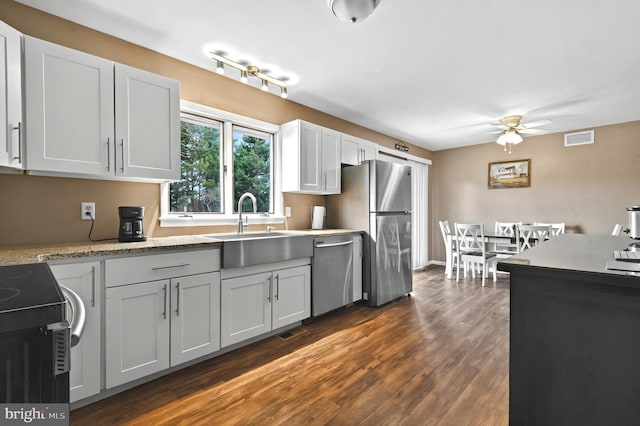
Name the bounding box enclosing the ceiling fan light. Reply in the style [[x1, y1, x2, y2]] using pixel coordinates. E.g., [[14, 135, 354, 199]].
[[328, 0, 381, 23], [509, 131, 523, 144]]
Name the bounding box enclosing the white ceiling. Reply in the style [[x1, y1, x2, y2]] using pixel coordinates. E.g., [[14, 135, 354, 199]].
[[16, 0, 640, 151]]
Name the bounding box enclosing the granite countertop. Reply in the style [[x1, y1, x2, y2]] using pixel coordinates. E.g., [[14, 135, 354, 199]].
[[498, 234, 640, 278], [0, 229, 361, 266]]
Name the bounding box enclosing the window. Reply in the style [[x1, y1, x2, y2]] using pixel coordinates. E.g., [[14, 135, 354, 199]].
[[170, 116, 222, 213], [232, 126, 272, 213], [160, 101, 282, 227]]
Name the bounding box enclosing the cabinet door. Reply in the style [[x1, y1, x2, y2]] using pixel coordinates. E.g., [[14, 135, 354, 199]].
[[49, 262, 101, 403], [114, 63, 180, 180], [221, 272, 272, 348], [170, 272, 220, 366], [361, 142, 377, 163], [106, 280, 170, 388], [341, 134, 360, 166], [24, 36, 114, 175], [0, 21, 22, 169], [272, 265, 311, 329], [322, 128, 341, 194], [352, 236, 363, 302], [298, 121, 322, 192]]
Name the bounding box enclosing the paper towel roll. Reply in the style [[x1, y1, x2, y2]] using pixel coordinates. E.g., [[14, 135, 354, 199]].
[[311, 206, 326, 230]]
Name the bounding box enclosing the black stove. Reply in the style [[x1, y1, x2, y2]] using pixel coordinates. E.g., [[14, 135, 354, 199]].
[[0, 263, 70, 403], [0, 263, 66, 333]]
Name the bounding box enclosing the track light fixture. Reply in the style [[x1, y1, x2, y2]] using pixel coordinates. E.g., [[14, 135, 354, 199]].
[[210, 51, 289, 99], [216, 60, 224, 75]]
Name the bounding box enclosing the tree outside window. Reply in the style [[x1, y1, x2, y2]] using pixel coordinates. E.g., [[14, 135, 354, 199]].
[[170, 117, 222, 213], [233, 127, 271, 213]]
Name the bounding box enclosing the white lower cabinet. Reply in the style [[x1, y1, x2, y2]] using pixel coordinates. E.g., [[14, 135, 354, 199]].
[[106, 272, 220, 388], [49, 261, 101, 403], [105, 249, 221, 389], [221, 264, 310, 348]]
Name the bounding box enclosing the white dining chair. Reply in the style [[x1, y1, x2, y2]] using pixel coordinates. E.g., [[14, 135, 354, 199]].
[[518, 224, 552, 251], [534, 222, 565, 237], [454, 223, 497, 286], [612, 224, 624, 236], [494, 221, 521, 257], [439, 220, 462, 279]]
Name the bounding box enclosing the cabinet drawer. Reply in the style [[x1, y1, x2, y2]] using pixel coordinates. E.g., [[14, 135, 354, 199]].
[[105, 249, 220, 287]]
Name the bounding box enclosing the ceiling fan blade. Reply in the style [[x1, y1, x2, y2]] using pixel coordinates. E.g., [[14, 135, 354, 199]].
[[488, 122, 508, 129], [520, 119, 551, 129], [488, 130, 504, 134], [518, 128, 547, 135]]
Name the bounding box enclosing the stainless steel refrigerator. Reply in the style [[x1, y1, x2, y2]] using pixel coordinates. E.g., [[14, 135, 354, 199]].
[[327, 160, 412, 306]]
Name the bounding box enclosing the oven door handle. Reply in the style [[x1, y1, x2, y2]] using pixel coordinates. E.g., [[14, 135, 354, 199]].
[[60, 285, 86, 348]]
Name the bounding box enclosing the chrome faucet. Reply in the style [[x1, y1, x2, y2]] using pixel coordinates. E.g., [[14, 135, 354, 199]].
[[237, 192, 257, 234]]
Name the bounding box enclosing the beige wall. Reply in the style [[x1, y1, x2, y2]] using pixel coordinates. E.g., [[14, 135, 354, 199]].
[[0, 1, 432, 247], [430, 121, 640, 262]]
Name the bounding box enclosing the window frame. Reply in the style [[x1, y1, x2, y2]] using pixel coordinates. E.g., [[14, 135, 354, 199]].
[[160, 100, 283, 227]]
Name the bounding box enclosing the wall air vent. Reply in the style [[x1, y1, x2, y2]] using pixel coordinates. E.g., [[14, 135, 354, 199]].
[[564, 130, 594, 147]]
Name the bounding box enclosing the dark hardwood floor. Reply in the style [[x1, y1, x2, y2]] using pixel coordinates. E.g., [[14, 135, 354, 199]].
[[71, 266, 510, 425]]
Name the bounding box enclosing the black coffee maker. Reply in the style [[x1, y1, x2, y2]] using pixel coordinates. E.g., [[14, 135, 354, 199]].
[[118, 206, 147, 242]]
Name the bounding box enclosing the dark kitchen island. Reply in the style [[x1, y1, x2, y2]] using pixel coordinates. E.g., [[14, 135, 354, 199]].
[[498, 234, 640, 426]]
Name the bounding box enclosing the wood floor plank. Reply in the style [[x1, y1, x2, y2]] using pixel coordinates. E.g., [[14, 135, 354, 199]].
[[70, 267, 510, 425]]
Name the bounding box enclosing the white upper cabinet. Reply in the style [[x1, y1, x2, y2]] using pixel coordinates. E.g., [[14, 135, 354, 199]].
[[0, 21, 23, 169], [341, 133, 378, 166], [23, 36, 180, 181], [24, 36, 114, 175], [114, 63, 180, 180], [281, 120, 341, 194]]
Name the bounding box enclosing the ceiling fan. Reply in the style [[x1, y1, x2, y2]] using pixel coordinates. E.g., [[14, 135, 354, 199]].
[[489, 115, 551, 153]]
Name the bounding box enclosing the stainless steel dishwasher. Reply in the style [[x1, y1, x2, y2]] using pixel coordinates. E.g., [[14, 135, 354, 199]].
[[312, 235, 354, 316]]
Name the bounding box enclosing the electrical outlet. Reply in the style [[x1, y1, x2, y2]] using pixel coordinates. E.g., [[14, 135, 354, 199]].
[[81, 202, 95, 220], [285, 206, 291, 217]]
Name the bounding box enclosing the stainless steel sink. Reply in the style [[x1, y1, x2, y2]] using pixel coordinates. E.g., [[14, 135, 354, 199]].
[[201, 232, 313, 268]]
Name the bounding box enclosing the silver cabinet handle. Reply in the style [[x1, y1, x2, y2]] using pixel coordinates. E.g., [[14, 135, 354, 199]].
[[175, 282, 180, 316], [106, 137, 111, 172], [11, 122, 21, 162], [151, 263, 190, 271], [91, 266, 96, 307], [162, 284, 167, 319], [315, 240, 354, 248], [120, 139, 125, 172], [275, 274, 279, 301], [267, 275, 272, 302]]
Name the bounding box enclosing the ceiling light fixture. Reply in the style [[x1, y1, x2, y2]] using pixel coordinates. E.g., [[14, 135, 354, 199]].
[[496, 129, 523, 154], [216, 60, 225, 75], [210, 51, 289, 99], [327, 0, 381, 23]]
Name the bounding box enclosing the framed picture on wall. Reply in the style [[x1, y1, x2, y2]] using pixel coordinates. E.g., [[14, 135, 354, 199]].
[[488, 159, 531, 189]]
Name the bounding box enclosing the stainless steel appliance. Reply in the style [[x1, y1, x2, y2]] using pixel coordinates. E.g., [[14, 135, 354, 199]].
[[0, 263, 82, 403], [312, 236, 354, 316], [327, 160, 412, 306], [627, 206, 640, 239], [118, 206, 147, 242]]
